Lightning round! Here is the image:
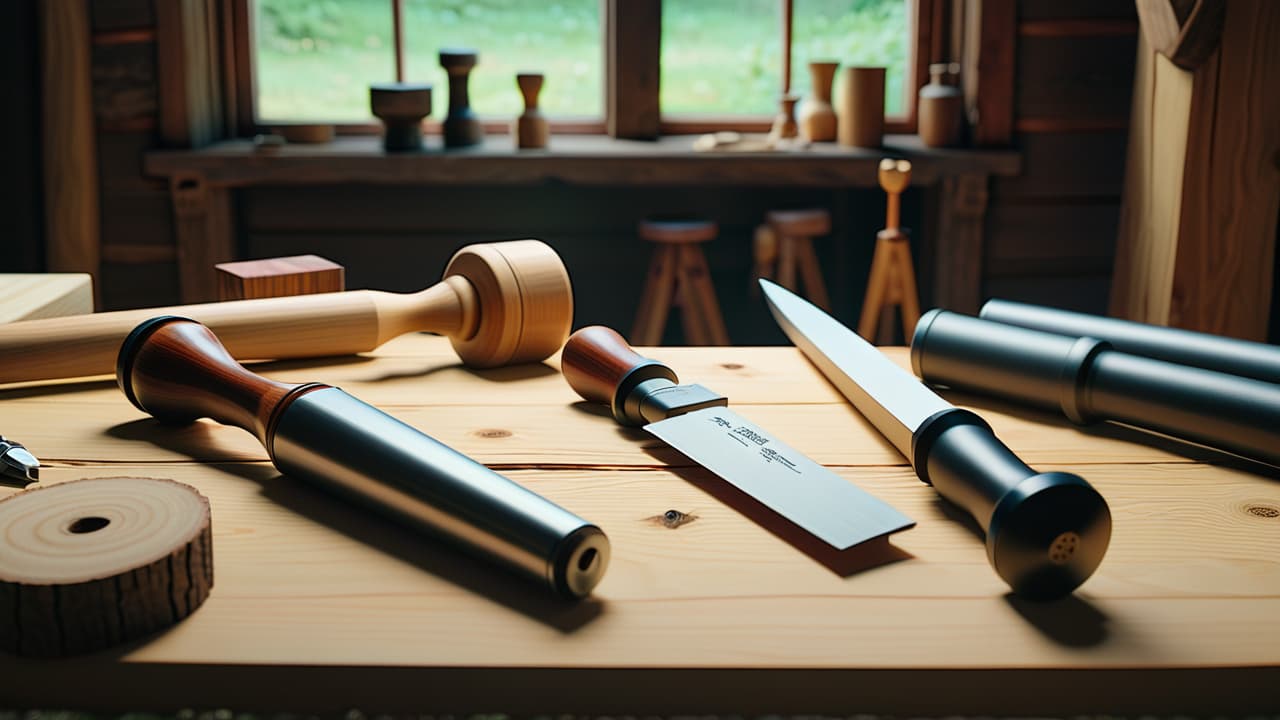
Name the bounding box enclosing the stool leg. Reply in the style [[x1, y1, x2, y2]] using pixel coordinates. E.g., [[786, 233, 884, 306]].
[[776, 235, 798, 293], [892, 240, 922, 339], [677, 244, 729, 345], [858, 238, 890, 340], [752, 224, 778, 291], [795, 238, 831, 311], [631, 245, 677, 345]]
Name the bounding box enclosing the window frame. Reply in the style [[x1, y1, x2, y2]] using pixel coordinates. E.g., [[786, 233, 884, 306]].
[[231, 0, 938, 138]]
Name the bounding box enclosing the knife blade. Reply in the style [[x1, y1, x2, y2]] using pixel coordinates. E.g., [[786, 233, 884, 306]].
[[561, 326, 913, 550], [760, 279, 1111, 600]]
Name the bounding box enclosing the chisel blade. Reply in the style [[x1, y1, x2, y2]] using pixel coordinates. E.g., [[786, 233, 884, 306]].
[[645, 406, 914, 549]]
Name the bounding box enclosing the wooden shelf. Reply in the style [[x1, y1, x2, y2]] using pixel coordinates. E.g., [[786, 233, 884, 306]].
[[144, 134, 1021, 188]]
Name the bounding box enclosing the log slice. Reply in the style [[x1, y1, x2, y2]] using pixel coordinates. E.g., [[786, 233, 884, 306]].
[[0, 476, 213, 657]]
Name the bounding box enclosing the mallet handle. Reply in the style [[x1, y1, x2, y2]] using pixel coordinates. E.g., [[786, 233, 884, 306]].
[[0, 282, 469, 385]]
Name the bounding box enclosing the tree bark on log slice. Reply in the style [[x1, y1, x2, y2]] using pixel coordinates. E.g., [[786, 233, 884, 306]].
[[0, 476, 213, 657]]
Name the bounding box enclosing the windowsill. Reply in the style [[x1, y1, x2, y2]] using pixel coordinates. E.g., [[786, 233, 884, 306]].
[[143, 134, 1021, 187]]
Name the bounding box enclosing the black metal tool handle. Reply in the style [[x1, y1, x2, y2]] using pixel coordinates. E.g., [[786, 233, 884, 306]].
[[911, 408, 1111, 600], [913, 310, 1280, 467], [980, 299, 1280, 385]]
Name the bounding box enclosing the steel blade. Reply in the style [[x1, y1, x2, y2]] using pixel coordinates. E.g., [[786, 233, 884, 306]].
[[646, 406, 914, 549], [760, 280, 951, 458]]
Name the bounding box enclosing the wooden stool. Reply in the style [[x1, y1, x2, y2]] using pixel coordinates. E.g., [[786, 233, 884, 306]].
[[754, 209, 832, 311], [631, 219, 730, 346], [858, 159, 921, 343]]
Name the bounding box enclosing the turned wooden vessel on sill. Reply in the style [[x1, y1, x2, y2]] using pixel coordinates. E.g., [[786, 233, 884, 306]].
[[514, 72, 550, 149], [370, 83, 432, 152], [799, 61, 839, 142], [440, 49, 483, 148]]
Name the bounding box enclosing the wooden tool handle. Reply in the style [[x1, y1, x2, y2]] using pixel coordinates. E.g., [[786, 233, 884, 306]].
[[117, 317, 318, 447], [562, 326, 675, 406]]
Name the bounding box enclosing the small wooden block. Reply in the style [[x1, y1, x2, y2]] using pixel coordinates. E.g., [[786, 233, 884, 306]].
[[215, 255, 345, 301], [0, 274, 93, 323]]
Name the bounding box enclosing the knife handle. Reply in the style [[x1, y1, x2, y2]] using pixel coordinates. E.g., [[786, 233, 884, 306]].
[[562, 326, 678, 426], [913, 408, 1112, 600]]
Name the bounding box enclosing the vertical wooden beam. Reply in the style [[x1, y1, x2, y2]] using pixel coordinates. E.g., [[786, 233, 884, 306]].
[[170, 174, 236, 303], [965, 0, 1016, 146], [231, 0, 256, 135], [934, 173, 990, 313], [156, 0, 225, 147], [606, 0, 660, 139], [1113, 0, 1279, 340], [39, 0, 100, 303]]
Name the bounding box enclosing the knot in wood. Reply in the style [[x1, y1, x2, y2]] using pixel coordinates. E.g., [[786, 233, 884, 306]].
[[720, 362, 745, 370], [1247, 504, 1279, 519], [473, 428, 512, 439], [648, 509, 697, 529]]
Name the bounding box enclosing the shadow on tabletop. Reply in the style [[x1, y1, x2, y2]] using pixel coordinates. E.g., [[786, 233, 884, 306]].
[[937, 387, 1280, 480], [104, 418, 607, 635], [359, 358, 559, 385], [930, 496, 1110, 648]]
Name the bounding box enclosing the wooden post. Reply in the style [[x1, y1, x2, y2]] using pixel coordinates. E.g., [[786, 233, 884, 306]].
[[170, 173, 236, 303], [1112, 0, 1279, 340], [934, 173, 989, 313], [39, 0, 100, 305], [964, 0, 1016, 146], [606, 0, 660, 139]]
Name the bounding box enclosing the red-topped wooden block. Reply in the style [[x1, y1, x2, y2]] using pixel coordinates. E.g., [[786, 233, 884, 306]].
[[215, 255, 345, 301]]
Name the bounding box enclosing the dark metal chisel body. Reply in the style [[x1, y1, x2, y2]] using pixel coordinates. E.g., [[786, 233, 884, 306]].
[[913, 309, 1280, 468]]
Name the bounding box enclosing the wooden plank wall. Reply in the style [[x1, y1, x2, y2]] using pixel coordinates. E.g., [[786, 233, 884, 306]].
[[78, 0, 1147, 332], [982, 0, 1138, 314], [241, 184, 907, 346], [90, 0, 182, 310]]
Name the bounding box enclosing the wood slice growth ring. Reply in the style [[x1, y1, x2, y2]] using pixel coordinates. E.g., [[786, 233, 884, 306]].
[[0, 477, 213, 657]]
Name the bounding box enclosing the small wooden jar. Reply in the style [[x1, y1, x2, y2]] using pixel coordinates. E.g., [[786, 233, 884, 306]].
[[837, 66, 885, 148], [918, 62, 963, 148]]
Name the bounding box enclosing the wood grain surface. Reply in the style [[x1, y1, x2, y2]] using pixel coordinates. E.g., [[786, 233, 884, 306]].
[[0, 335, 1276, 713]]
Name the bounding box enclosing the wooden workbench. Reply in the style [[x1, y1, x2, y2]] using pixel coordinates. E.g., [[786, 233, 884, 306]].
[[0, 335, 1276, 714]]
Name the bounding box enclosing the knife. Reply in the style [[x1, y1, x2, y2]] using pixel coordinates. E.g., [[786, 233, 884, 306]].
[[760, 279, 1111, 600], [561, 326, 914, 550]]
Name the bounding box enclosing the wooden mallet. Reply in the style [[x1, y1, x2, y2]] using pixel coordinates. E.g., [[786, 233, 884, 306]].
[[0, 239, 573, 385]]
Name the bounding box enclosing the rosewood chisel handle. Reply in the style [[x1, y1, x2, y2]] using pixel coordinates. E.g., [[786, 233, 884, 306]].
[[562, 326, 725, 426], [0, 239, 573, 385], [117, 316, 609, 598]]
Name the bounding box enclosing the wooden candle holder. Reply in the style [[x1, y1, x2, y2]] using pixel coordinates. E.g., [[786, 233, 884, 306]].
[[515, 72, 550, 149], [769, 94, 800, 142], [440, 49, 483, 148], [370, 83, 433, 152]]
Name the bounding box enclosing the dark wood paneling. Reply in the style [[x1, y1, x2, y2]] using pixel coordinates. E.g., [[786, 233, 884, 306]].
[[99, 260, 181, 311], [98, 131, 164, 192], [1016, 34, 1137, 124], [99, 189, 175, 248], [985, 202, 1119, 276], [1019, 0, 1139, 21], [0, 0, 42, 271], [992, 132, 1130, 200], [92, 0, 155, 32], [92, 40, 158, 124], [984, 273, 1112, 315]]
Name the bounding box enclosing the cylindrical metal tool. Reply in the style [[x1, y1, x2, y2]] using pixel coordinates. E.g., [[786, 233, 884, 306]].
[[913, 310, 1280, 467], [116, 316, 609, 599], [980, 299, 1280, 385]]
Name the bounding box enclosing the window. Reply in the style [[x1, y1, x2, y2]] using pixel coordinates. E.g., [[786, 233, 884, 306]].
[[660, 0, 916, 129], [245, 0, 933, 135], [252, 0, 603, 125]]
